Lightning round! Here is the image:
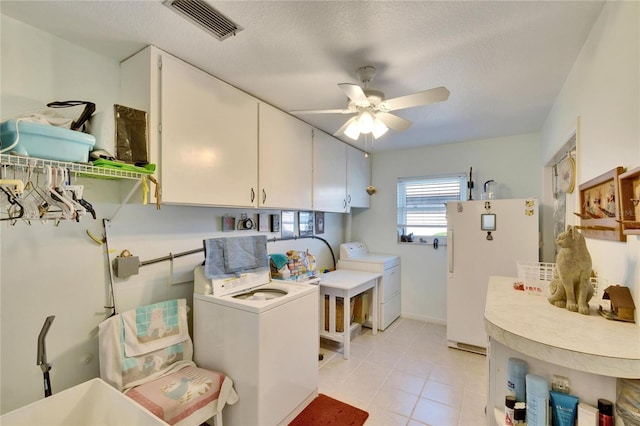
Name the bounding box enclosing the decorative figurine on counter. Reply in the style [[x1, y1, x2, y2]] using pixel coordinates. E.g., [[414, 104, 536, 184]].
[[548, 225, 594, 315]]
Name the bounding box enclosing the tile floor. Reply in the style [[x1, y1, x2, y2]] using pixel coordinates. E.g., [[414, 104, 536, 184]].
[[318, 318, 488, 426]]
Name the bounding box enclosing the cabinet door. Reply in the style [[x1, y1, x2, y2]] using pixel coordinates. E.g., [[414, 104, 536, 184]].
[[313, 131, 347, 213], [258, 103, 312, 209], [347, 145, 370, 209], [159, 53, 258, 207]]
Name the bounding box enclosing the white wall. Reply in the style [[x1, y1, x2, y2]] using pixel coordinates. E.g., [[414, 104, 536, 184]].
[[0, 15, 346, 413], [541, 1, 639, 306], [351, 133, 542, 323], [1, 15, 123, 414]]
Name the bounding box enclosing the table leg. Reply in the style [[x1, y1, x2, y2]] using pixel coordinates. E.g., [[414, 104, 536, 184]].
[[343, 293, 350, 359], [371, 279, 378, 336], [318, 294, 324, 336]]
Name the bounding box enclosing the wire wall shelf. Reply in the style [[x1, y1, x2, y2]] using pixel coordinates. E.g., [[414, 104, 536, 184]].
[[0, 154, 147, 180]]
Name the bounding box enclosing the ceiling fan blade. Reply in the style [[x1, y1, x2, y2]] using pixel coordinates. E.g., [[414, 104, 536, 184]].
[[383, 86, 450, 111], [338, 83, 370, 107], [289, 108, 353, 115], [333, 116, 358, 137], [376, 112, 412, 132]]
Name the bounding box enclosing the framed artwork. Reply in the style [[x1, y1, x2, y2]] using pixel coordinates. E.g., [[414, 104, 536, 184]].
[[577, 167, 625, 241], [298, 211, 314, 237], [619, 166, 640, 235], [270, 214, 280, 232], [315, 211, 325, 235], [222, 215, 235, 232], [258, 213, 269, 232], [281, 211, 295, 238]]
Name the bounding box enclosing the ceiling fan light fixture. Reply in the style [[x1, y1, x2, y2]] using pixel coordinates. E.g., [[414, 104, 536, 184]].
[[344, 121, 361, 140], [358, 111, 375, 134], [372, 118, 388, 139]]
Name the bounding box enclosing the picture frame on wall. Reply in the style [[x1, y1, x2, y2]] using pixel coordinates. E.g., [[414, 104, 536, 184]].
[[298, 211, 314, 237], [258, 213, 269, 232], [577, 166, 626, 242], [281, 211, 295, 238], [270, 214, 280, 232], [315, 211, 325, 234]]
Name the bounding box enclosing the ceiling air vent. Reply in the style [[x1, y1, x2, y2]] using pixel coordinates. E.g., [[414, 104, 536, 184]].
[[164, 0, 243, 41]]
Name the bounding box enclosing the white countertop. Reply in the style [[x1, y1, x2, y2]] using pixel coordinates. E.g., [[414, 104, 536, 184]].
[[318, 269, 382, 289], [484, 276, 640, 378]]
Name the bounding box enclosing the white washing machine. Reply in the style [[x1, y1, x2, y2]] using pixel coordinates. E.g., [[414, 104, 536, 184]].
[[337, 242, 401, 330], [192, 266, 319, 426]]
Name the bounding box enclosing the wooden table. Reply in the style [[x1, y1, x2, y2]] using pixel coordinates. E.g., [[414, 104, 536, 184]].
[[318, 270, 380, 359]]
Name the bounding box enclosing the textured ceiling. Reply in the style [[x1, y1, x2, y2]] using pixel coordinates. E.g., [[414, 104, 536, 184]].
[[1, 1, 605, 152]]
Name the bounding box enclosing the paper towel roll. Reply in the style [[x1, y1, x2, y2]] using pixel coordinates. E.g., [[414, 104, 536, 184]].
[[87, 109, 115, 153]]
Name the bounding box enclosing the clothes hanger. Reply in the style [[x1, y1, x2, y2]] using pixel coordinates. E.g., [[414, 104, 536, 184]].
[[0, 186, 24, 222]]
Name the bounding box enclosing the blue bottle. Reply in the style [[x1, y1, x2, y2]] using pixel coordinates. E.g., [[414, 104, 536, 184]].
[[507, 358, 527, 402], [526, 373, 549, 426]]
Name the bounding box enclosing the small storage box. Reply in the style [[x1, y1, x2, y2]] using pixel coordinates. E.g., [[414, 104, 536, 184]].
[[1, 119, 96, 162]]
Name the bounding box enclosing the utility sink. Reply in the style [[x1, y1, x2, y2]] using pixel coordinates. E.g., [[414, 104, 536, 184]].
[[1, 378, 168, 425]]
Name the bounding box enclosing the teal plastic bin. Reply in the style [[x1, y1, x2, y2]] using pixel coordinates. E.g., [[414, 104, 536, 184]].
[[0, 119, 95, 162]]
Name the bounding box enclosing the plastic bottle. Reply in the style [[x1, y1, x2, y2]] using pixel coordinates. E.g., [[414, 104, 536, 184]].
[[505, 395, 516, 426], [526, 374, 549, 426], [514, 402, 527, 424], [598, 399, 614, 426], [507, 358, 528, 402]]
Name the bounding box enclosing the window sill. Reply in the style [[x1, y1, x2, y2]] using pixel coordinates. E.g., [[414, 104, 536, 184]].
[[397, 239, 447, 247]]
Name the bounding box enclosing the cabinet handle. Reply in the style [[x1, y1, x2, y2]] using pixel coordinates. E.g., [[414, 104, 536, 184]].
[[262, 189, 267, 204], [250, 188, 255, 203], [348, 194, 351, 203], [343, 199, 347, 209]]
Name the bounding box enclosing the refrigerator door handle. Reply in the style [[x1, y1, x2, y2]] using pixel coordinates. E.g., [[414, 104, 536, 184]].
[[448, 229, 454, 274]]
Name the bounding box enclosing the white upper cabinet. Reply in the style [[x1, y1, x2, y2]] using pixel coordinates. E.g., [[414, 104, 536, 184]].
[[258, 103, 312, 210], [313, 130, 347, 213], [120, 46, 363, 211], [346, 144, 371, 209], [120, 46, 258, 207]]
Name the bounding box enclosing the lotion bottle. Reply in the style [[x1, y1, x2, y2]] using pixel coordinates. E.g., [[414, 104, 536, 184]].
[[508, 358, 528, 402], [525, 373, 549, 426]]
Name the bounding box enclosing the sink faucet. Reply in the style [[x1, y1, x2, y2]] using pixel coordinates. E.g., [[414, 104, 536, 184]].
[[37, 315, 55, 397]]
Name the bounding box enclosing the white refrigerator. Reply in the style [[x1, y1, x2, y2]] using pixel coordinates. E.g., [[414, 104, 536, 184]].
[[446, 198, 539, 354]]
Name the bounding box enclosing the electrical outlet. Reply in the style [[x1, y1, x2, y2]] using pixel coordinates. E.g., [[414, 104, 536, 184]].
[[552, 374, 570, 393]]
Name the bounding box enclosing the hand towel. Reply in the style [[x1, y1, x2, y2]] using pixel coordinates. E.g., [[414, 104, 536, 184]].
[[269, 253, 289, 270], [121, 299, 189, 357], [204, 235, 269, 279]]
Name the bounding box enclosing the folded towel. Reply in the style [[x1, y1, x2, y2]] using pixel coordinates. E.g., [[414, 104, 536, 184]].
[[204, 235, 269, 279], [121, 299, 189, 357], [269, 253, 288, 270], [223, 236, 258, 273], [98, 305, 195, 392], [203, 238, 226, 277]]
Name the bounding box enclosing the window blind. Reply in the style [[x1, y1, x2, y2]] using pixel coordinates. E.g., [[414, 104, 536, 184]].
[[397, 174, 466, 238]]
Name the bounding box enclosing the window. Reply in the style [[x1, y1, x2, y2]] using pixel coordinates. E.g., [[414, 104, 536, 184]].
[[397, 174, 467, 242]]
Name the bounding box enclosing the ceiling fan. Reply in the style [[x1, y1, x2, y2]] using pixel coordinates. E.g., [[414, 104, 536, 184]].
[[290, 66, 450, 140]]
